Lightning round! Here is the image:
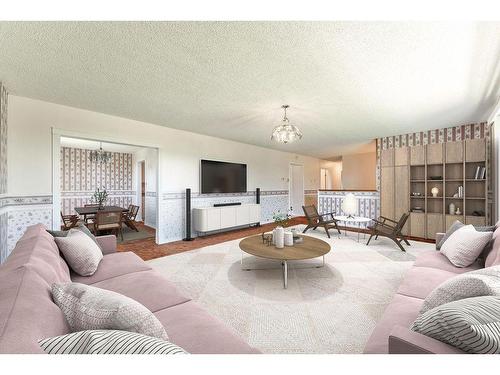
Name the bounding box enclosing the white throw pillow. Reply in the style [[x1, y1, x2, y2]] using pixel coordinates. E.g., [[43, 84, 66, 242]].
[[421, 265, 500, 313], [440, 225, 492, 267], [52, 282, 169, 340], [39, 330, 186, 354], [54, 229, 103, 276]]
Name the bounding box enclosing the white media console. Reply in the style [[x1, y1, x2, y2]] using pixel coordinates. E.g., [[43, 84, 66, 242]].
[[193, 203, 261, 234]]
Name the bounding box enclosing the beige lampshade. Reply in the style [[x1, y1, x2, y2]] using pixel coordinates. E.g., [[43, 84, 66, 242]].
[[342, 193, 357, 216]]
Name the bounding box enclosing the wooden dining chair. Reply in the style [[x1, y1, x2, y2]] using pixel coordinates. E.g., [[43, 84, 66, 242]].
[[83, 203, 100, 225], [60, 211, 79, 230], [122, 204, 140, 232], [302, 205, 341, 238], [366, 213, 410, 252], [94, 210, 123, 240]]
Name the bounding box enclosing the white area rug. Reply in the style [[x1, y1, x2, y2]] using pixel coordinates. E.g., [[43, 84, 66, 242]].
[[148, 225, 435, 353]]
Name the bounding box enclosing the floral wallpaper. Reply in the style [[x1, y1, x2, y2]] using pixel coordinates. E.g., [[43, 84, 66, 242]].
[[159, 191, 290, 243], [7, 208, 52, 253], [60, 147, 135, 214]]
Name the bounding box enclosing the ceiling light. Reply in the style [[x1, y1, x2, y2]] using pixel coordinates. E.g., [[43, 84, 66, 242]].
[[89, 142, 112, 164], [271, 105, 303, 144]]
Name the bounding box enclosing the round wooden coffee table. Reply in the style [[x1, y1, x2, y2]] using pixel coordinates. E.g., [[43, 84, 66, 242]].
[[239, 234, 331, 289]]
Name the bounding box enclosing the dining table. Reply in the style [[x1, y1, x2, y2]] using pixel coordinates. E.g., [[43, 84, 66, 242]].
[[74, 205, 128, 216]]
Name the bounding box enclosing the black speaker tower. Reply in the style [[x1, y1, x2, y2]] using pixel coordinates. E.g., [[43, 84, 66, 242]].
[[183, 188, 194, 241], [256, 188, 261, 227]]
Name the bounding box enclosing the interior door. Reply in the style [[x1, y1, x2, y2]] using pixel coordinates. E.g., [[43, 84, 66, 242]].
[[289, 164, 304, 216], [140, 161, 145, 221]]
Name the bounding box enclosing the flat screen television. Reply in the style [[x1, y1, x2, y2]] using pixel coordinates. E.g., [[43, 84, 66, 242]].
[[201, 159, 247, 194]]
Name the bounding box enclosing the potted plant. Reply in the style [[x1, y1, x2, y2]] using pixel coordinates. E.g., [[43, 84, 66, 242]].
[[92, 188, 108, 210], [272, 211, 292, 228]]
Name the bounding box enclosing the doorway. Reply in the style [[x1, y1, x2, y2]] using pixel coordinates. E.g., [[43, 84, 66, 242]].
[[139, 161, 146, 221], [289, 163, 304, 216]]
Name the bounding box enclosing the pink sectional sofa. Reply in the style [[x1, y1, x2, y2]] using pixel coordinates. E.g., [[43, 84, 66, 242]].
[[0, 224, 259, 354], [364, 226, 500, 354]]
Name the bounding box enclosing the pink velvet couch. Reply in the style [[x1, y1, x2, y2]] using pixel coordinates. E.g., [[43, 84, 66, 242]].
[[363, 225, 500, 354], [0, 224, 259, 354]]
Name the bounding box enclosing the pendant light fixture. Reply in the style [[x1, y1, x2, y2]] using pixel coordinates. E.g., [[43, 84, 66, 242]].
[[89, 142, 112, 164], [271, 105, 303, 144]]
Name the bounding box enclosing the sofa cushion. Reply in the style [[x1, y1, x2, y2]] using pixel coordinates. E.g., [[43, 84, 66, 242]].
[[1, 224, 71, 284], [0, 267, 71, 353], [414, 251, 482, 274], [39, 330, 187, 354], [91, 270, 190, 313], [54, 229, 103, 276], [436, 220, 494, 250], [397, 267, 459, 299], [154, 301, 260, 354], [411, 296, 500, 354], [421, 265, 500, 313], [47, 224, 103, 252], [52, 282, 168, 340], [71, 251, 151, 284], [363, 294, 424, 354], [440, 225, 492, 267], [485, 226, 500, 268]]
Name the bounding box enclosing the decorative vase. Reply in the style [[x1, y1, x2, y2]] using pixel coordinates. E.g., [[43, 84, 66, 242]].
[[271, 228, 277, 245], [284, 231, 294, 246], [275, 226, 285, 249], [449, 202, 455, 215], [455, 207, 461, 215]]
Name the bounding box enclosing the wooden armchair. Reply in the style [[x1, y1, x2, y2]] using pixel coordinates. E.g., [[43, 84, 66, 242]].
[[93, 210, 123, 241], [122, 204, 140, 232], [60, 212, 79, 230], [366, 213, 410, 251], [302, 205, 341, 239]]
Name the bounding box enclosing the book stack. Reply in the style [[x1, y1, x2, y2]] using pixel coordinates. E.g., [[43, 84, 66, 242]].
[[474, 166, 486, 180]]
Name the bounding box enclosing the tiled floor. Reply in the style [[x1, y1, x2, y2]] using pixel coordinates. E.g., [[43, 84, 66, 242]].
[[117, 218, 433, 261], [117, 218, 308, 261]]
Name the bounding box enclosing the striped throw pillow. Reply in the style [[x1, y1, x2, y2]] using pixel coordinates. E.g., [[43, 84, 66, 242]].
[[411, 296, 500, 353], [39, 330, 187, 354]]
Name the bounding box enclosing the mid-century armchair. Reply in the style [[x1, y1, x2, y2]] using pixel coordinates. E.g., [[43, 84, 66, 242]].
[[366, 213, 410, 252], [302, 205, 341, 239]]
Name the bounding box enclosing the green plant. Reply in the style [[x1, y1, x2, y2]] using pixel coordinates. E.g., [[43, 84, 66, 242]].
[[273, 211, 291, 227], [91, 187, 108, 208]]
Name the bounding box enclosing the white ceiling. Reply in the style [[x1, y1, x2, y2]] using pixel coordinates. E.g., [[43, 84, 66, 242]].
[[60, 137, 143, 153], [1, 21, 499, 159]]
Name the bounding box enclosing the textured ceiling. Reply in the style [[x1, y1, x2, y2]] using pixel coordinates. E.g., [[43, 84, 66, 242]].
[[1, 21, 499, 159]]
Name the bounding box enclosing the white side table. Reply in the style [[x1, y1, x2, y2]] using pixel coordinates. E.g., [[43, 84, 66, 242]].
[[333, 216, 372, 242]]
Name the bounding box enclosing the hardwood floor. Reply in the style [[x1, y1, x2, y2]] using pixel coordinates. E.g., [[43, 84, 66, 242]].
[[117, 218, 433, 261]]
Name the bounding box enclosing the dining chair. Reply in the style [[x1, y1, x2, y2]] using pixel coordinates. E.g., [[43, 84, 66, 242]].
[[83, 203, 100, 226], [94, 210, 123, 240], [60, 211, 80, 230], [122, 204, 140, 232]]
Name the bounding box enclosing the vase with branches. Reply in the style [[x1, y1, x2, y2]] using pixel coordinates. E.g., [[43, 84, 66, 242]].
[[272, 211, 292, 228], [91, 188, 108, 210]]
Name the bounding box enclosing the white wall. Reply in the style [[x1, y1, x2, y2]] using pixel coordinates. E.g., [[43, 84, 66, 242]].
[[133, 147, 158, 227], [8, 96, 321, 195], [7, 95, 322, 243]]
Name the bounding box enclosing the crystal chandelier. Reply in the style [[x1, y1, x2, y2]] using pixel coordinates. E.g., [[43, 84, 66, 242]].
[[89, 142, 112, 164], [271, 105, 303, 144]]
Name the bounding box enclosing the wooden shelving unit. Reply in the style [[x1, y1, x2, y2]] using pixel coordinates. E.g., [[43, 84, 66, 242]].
[[380, 138, 488, 240]]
